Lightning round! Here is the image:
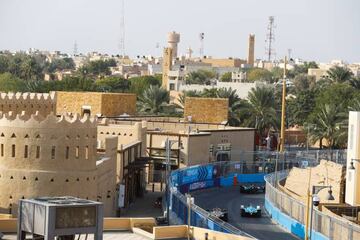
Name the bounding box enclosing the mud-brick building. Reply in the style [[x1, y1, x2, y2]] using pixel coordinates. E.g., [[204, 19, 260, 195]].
[[55, 91, 137, 117]]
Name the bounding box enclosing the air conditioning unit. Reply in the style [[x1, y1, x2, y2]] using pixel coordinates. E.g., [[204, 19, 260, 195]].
[[18, 196, 103, 240]]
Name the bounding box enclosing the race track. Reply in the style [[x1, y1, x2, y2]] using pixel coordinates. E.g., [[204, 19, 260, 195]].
[[191, 185, 300, 240]]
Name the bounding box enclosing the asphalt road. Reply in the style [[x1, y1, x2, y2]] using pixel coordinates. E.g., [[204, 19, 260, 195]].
[[191, 186, 300, 240]]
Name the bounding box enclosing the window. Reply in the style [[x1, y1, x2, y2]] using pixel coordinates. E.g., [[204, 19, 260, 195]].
[[75, 146, 79, 158], [1, 144, 3, 157], [65, 146, 69, 159], [24, 145, 28, 158], [85, 146, 89, 160], [11, 145, 15, 157], [36, 146, 40, 159], [169, 83, 175, 90], [51, 146, 56, 159]]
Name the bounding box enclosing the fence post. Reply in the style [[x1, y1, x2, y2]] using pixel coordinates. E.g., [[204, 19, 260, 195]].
[[329, 216, 334, 239], [347, 222, 353, 240]]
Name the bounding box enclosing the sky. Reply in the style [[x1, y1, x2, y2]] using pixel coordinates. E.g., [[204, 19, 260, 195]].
[[0, 0, 359, 63]]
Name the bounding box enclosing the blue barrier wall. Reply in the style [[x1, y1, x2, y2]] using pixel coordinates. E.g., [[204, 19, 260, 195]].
[[170, 163, 266, 235], [265, 198, 328, 240]]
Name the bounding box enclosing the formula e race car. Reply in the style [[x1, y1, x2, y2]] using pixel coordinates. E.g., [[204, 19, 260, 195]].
[[207, 208, 228, 222], [239, 184, 265, 194], [240, 205, 261, 217]]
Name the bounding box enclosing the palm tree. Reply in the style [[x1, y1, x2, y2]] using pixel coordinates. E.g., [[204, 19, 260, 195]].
[[348, 77, 360, 90], [327, 66, 353, 83], [216, 87, 243, 126], [137, 85, 169, 114], [349, 98, 360, 112], [306, 104, 347, 149], [238, 86, 278, 136]]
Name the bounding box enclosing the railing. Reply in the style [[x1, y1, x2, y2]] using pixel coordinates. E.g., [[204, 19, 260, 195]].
[[265, 171, 360, 240]]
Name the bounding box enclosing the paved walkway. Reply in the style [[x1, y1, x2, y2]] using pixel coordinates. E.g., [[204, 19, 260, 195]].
[[121, 186, 164, 218]]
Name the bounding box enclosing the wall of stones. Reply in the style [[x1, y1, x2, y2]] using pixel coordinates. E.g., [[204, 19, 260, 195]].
[[184, 97, 229, 124]]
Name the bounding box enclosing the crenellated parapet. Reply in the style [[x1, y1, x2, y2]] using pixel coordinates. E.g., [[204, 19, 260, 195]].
[[0, 92, 56, 116]]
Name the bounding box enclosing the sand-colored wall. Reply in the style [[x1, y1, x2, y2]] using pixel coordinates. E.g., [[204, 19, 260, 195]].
[[0, 92, 55, 116], [0, 112, 99, 215], [101, 93, 136, 116], [201, 58, 246, 68], [184, 97, 228, 124], [283, 160, 346, 204], [55, 91, 136, 116]]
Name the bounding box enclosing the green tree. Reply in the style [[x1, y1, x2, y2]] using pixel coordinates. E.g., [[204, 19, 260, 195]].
[[0, 73, 26, 92], [186, 69, 216, 85], [287, 90, 316, 125], [95, 76, 129, 92], [327, 66, 353, 83], [129, 75, 161, 96], [238, 86, 278, 136], [220, 72, 232, 82], [306, 104, 347, 149], [47, 58, 75, 73], [292, 74, 316, 92], [271, 67, 283, 83], [137, 85, 169, 114], [348, 77, 360, 90], [216, 87, 243, 126], [247, 68, 272, 82]]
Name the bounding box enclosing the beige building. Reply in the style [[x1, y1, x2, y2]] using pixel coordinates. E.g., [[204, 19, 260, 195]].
[[308, 68, 329, 81], [201, 58, 246, 68], [56, 91, 137, 116], [184, 97, 229, 124]]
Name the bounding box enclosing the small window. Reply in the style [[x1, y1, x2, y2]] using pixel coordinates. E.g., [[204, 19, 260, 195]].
[[24, 145, 28, 158], [75, 146, 79, 158], [11, 145, 15, 157], [51, 146, 56, 159], [1, 144, 3, 157], [65, 146, 69, 159], [36, 146, 40, 158], [85, 146, 89, 160], [11, 133, 16, 138]]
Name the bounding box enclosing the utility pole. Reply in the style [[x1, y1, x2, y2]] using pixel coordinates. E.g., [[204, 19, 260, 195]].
[[280, 56, 287, 153]]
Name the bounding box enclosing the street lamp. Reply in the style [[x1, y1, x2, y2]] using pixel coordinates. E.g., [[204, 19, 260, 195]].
[[306, 185, 335, 240], [348, 158, 360, 170], [164, 137, 183, 225]]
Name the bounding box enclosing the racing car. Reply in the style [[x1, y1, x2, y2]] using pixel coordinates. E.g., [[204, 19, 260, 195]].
[[239, 184, 265, 194], [207, 208, 228, 222], [240, 204, 261, 217]]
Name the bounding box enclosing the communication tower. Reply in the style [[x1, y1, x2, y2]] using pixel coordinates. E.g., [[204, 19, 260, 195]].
[[265, 16, 276, 62], [199, 33, 204, 58], [119, 0, 125, 56], [73, 41, 78, 56]]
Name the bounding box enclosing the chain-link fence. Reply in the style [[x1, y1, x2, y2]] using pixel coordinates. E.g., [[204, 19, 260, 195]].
[[265, 171, 360, 240]]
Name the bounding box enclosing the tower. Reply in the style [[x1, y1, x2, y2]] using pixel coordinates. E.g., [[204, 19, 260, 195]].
[[167, 31, 180, 59], [247, 34, 255, 66], [345, 111, 360, 206], [199, 33, 205, 58], [119, 0, 125, 56], [162, 47, 173, 89], [265, 16, 276, 62], [73, 41, 78, 56]]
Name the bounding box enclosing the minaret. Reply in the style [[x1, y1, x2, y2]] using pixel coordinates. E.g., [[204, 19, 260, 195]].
[[167, 31, 180, 59], [162, 47, 173, 90], [247, 34, 255, 66]]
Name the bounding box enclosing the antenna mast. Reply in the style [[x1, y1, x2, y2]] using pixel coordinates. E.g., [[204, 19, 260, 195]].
[[265, 16, 276, 62], [73, 41, 78, 56], [119, 0, 125, 57], [199, 33, 204, 58]]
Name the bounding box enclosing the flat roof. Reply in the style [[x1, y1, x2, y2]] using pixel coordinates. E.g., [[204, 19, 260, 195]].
[[2, 231, 150, 240]]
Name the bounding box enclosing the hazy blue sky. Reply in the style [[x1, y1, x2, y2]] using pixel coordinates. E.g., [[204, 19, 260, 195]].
[[0, 0, 359, 62]]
